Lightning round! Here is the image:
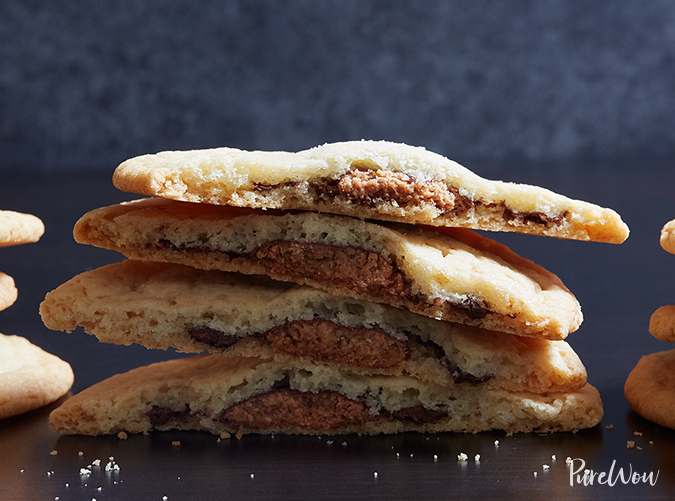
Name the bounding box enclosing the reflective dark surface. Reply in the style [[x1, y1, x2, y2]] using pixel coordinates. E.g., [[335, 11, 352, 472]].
[[1, 165, 675, 500]]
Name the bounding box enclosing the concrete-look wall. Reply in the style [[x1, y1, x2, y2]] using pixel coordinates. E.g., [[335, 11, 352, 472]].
[[2, 0, 674, 171]]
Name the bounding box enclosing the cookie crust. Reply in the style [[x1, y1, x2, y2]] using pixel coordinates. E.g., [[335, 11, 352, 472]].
[[112, 141, 629, 244]]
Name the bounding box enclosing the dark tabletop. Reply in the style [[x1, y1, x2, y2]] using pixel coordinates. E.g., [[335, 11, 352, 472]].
[[1, 165, 675, 501]]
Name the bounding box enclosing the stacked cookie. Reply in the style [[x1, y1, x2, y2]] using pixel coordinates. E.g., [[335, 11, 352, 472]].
[[41, 140, 629, 437], [624, 219, 675, 430], [0, 210, 73, 419]]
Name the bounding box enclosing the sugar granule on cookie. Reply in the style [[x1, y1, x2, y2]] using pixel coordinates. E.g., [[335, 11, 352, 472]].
[[112, 140, 629, 244]]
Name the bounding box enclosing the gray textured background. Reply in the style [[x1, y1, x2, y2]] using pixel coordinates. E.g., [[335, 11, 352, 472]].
[[2, 0, 674, 172]]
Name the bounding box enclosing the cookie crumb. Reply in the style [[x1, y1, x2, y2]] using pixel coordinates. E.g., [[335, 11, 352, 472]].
[[433, 455, 438, 461], [543, 464, 550, 471], [50, 450, 58, 456], [565, 457, 572, 465], [457, 453, 468, 461], [373, 472, 378, 478], [172, 441, 181, 447], [117, 432, 128, 440], [551, 455, 556, 461], [250, 474, 255, 479], [627, 441, 635, 449], [326, 440, 333, 445], [637, 446, 643, 451], [474, 454, 480, 461], [605, 424, 614, 429], [494, 440, 499, 446], [92, 459, 101, 467], [163, 497, 168, 501], [79, 468, 91, 476], [649, 440, 654, 445], [533, 472, 537, 477], [78, 451, 84, 457], [634, 431, 643, 437]]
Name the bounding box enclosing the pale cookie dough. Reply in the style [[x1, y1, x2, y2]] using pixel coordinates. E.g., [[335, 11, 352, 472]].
[[0, 272, 18, 312], [660, 219, 675, 254], [0, 334, 74, 419], [49, 354, 603, 436], [649, 305, 675, 342], [72, 198, 583, 339], [40, 260, 587, 394], [624, 349, 675, 430], [112, 141, 629, 243], [0, 210, 44, 247]]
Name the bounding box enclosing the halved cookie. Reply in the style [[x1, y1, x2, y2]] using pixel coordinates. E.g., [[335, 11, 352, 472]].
[[112, 141, 628, 243], [49, 354, 603, 437], [0, 210, 44, 248], [624, 349, 675, 430], [0, 334, 73, 419], [39, 260, 587, 394], [72, 198, 582, 339]]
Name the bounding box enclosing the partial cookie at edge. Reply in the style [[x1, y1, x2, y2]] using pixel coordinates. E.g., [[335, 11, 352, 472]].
[[0, 334, 74, 419], [624, 349, 675, 430], [0, 210, 44, 247], [649, 305, 675, 342], [0, 271, 18, 312]]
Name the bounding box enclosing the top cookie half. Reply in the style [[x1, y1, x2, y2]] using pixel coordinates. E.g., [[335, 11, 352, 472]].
[[113, 141, 629, 244]]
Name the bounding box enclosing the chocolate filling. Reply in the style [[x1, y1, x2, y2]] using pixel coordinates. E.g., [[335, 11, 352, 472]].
[[254, 169, 567, 226], [155, 239, 491, 323], [189, 320, 492, 385], [215, 388, 449, 430], [189, 318, 410, 369], [147, 404, 191, 428], [252, 240, 490, 322]]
